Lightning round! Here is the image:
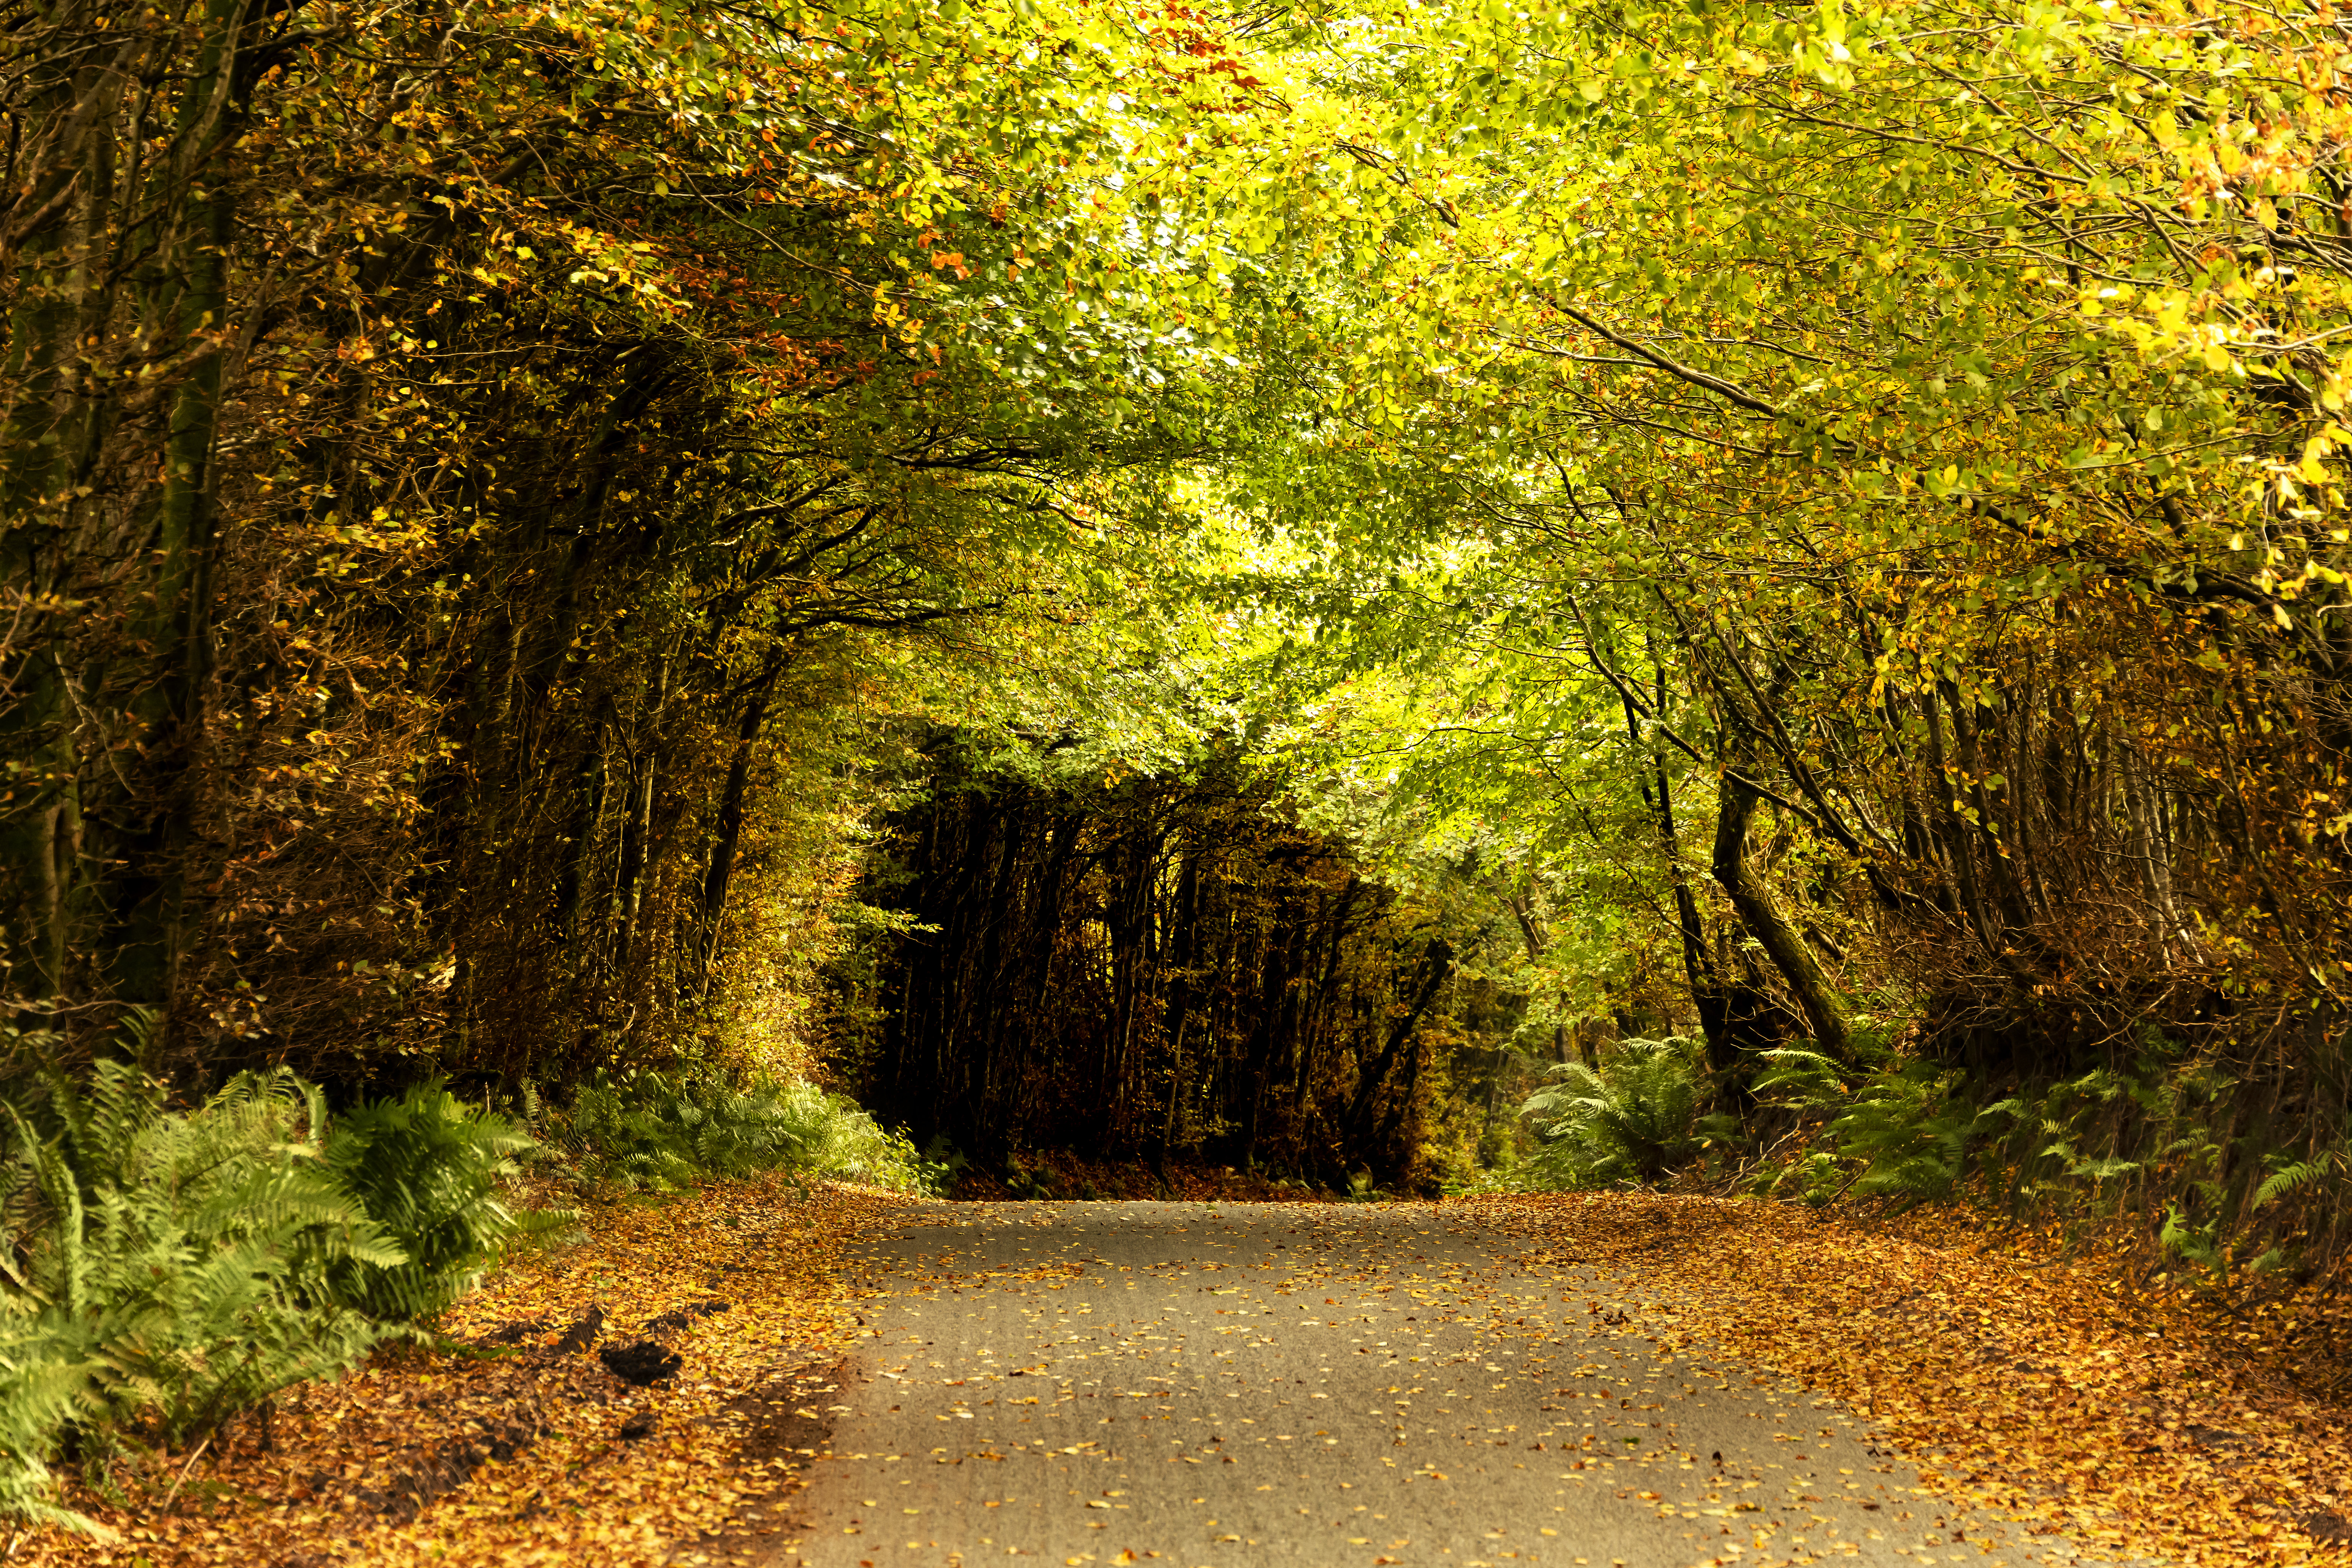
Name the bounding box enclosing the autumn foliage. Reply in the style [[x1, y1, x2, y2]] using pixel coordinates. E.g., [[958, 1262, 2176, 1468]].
[[5, 0, 2352, 1549]]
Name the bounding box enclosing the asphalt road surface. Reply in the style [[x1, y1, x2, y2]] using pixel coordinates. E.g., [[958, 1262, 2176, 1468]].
[[776, 1201, 2129, 1568]]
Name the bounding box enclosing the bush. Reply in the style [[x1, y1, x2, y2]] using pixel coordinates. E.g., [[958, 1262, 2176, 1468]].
[[0, 1311, 97, 1536], [764, 1080, 936, 1190], [1752, 1049, 2170, 1211], [1520, 1036, 1707, 1189], [0, 1054, 920, 1535]]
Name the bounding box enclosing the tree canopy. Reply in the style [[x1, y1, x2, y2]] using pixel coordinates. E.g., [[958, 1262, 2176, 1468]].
[[4, 0, 2349, 1243]]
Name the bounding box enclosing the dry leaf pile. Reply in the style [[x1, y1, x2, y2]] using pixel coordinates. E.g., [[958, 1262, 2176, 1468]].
[[31, 1177, 914, 1568], [1472, 1193, 2352, 1568]]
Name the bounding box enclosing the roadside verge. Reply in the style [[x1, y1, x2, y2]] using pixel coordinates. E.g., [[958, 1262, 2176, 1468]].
[[39, 1179, 910, 1568]]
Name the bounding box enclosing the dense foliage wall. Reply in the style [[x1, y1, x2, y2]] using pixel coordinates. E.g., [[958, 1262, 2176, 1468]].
[[0, 0, 1199, 1093], [1200, 0, 2352, 1271]]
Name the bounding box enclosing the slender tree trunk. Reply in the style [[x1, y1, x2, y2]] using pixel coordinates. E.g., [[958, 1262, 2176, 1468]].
[[609, 750, 654, 974], [697, 662, 783, 984], [1711, 770, 1850, 1060], [1160, 839, 1204, 1156], [1615, 675, 1729, 1075], [1504, 887, 1586, 1067], [554, 698, 612, 942], [1656, 751, 1757, 1098], [106, 1, 246, 1034], [0, 35, 122, 1017], [1297, 878, 1359, 1107], [1923, 683, 2042, 990], [1347, 936, 1452, 1141]]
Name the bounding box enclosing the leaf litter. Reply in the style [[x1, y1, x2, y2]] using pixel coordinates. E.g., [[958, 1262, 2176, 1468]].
[[28, 1183, 2352, 1568], [1470, 1193, 2352, 1568], [35, 1176, 912, 1568]]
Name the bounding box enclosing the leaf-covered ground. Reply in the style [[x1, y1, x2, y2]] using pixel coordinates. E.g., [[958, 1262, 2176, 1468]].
[[28, 1186, 2352, 1567], [40, 1177, 907, 1568], [1468, 1195, 2352, 1568], [948, 1152, 1333, 1203]]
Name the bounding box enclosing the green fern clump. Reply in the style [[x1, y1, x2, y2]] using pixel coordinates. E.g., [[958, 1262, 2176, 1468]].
[[0, 1057, 919, 1533], [1749, 1050, 2163, 1210], [554, 1070, 801, 1188], [0, 1312, 100, 1536], [1824, 1058, 1984, 1201], [2257, 1150, 2341, 1208], [0, 1060, 552, 1534], [550, 1070, 930, 1193], [556, 1071, 701, 1190], [1520, 1036, 1706, 1189], [1750, 1149, 1842, 1205], [323, 1081, 542, 1321], [1755, 1049, 2022, 1203], [661, 1074, 801, 1179], [0, 1063, 416, 1533], [1750, 1046, 1853, 1111], [766, 1081, 933, 1189], [3, 1064, 408, 1433]]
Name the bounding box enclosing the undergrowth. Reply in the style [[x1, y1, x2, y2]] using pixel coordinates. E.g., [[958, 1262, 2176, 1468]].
[[0, 1044, 926, 1539], [1519, 1036, 1710, 1189], [0, 1061, 516, 1537], [537, 1070, 939, 1196], [1516, 1017, 2352, 1334]]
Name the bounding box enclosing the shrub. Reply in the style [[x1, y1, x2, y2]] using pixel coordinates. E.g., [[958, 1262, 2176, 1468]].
[[1756, 1049, 1988, 1202], [0, 1054, 920, 1535], [1753, 1049, 2168, 1210], [1520, 1036, 1707, 1189], [777, 1081, 942, 1189], [0, 1313, 100, 1536]]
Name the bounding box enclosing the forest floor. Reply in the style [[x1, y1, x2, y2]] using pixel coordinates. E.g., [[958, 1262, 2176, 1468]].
[[26, 1183, 2352, 1568]]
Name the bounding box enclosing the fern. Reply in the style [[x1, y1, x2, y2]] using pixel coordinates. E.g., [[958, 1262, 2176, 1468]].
[[1521, 1036, 1706, 1189], [2161, 1202, 2226, 1272], [0, 1059, 920, 1532], [3, 1064, 405, 1432], [550, 1070, 927, 1192], [0, 1310, 102, 1538], [766, 1081, 928, 1187], [2255, 1154, 2338, 1208], [324, 1081, 541, 1321], [0, 1062, 415, 1532], [1821, 1059, 1973, 1200], [1752, 1047, 1853, 1110]]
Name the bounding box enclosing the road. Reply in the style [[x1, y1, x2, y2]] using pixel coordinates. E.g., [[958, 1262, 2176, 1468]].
[[773, 1201, 2124, 1568]]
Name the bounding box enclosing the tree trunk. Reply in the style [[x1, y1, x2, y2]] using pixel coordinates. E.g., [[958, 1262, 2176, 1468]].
[[105, 1, 245, 1034], [1615, 676, 1734, 1082], [697, 663, 783, 983], [1347, 936, 1452, 1141], [1710, 771, 1849, 1060]]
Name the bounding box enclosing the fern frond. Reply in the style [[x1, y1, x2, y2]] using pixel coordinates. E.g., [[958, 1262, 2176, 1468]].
[[2256, 1156, 2337, 1207]]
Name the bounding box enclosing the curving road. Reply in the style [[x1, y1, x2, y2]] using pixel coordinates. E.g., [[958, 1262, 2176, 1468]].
[[774, 1201, 2125, 1568]]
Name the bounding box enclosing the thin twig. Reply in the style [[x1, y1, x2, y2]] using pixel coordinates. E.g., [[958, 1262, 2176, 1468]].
[[160, 1434, 212, 1514]]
